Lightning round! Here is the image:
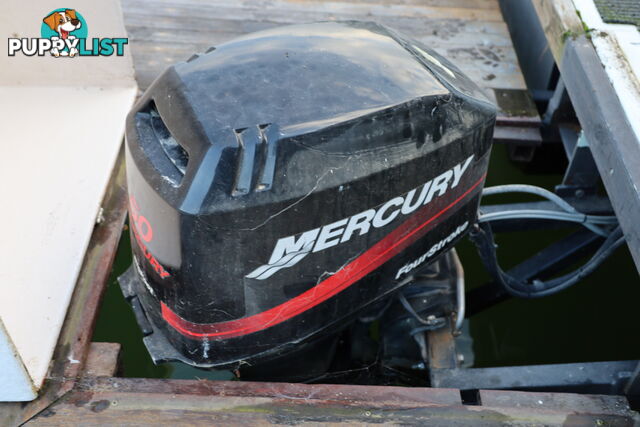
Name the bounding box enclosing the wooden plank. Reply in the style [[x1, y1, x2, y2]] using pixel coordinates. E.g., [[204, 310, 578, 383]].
[[127, 38, 524, 86], [125, 0, 505, 22], [83, 343, 122, 378], [122, 2, 507, 29], [124, 17, 514, 47], [124, 7, 511, 33], [71, 377, 463, 406], [27, 377, 638, 425], [291, 0, 501, 10], [432, 46, 525, 90], [530, 0, 584, 65]]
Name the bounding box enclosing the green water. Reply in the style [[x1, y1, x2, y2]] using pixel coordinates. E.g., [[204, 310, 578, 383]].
[[92, 144, 640, 378]]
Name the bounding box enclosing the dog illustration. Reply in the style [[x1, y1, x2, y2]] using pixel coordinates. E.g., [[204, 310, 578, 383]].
[[42, 9, 82, 57]]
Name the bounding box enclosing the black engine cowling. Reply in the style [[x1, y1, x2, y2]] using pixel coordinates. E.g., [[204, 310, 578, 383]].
[[119, 21, 495, 368]]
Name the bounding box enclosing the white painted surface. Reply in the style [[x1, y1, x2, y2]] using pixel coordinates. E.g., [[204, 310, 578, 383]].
[[572, 0, 640, 144], [0, 0, 136, 400]]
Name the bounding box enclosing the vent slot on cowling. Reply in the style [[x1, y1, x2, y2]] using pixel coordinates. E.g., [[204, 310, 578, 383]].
[[148, 102, 189, 176], [230, 124, 278, 197]]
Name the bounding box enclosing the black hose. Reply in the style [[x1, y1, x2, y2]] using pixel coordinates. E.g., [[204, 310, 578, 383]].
[[469, 222, 625, 298]]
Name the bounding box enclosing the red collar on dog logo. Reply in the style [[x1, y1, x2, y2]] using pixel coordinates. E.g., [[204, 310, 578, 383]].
[[161, 173, 486, 340]]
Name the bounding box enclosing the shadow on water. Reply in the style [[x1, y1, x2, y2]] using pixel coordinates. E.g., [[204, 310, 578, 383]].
[[93, 144, 640, 377]]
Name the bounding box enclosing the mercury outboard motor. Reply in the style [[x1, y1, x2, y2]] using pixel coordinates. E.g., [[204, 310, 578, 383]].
[[119, 21, 495, 369]]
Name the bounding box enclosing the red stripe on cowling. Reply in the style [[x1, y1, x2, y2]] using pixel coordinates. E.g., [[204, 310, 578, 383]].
[[161, 174, 486, 340]]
